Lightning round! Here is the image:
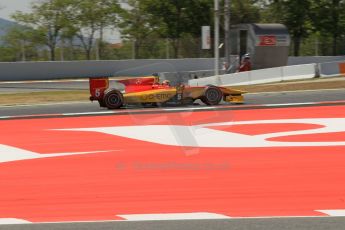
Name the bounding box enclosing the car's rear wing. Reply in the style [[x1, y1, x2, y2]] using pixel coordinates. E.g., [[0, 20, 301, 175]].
[[89, 77, 109, 101]]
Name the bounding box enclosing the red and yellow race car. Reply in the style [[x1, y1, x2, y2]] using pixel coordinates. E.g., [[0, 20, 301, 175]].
[[89, 76, 246, 109]]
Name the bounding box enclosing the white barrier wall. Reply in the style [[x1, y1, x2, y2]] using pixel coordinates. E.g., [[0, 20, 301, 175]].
[[249, 67, 283, 85], [189, 75, 221, 86], [319, 61, 345, 78], [159, 70, 219, 86], [189, 64, 317, 87], [220, 72, 251, 86], [282, 64, 316, 81]]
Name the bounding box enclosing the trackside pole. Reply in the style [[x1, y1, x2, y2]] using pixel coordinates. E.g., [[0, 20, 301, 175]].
[[214, 0, 220, 78]]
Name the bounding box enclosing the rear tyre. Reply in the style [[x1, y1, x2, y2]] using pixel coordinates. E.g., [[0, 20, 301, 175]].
[[104, 89, 124, 109], [201, 86, 223, 105]]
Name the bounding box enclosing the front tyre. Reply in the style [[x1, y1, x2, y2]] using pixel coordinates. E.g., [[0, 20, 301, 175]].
[[201, 86, 223, 105], [104, 89, 124, 109]]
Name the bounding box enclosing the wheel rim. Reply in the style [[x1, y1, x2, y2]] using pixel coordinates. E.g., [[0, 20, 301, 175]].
[[206, 88, 221, 102], [107, 94, 120, 105]]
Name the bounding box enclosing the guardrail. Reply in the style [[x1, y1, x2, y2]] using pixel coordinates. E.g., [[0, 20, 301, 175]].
[[189, 64, 317, 86]]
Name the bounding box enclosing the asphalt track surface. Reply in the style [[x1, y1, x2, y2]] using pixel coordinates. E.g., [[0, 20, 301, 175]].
[[2, 217, 345, 230], [0, 88, 344, 117], [0, 89, 345, 230]]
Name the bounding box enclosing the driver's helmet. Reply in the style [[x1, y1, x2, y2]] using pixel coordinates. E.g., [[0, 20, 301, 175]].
[[243, 53, 250, 59], [162, 80, 171, 86]]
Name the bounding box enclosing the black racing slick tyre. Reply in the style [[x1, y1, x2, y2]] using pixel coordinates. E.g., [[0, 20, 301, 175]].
[[104, 89, 124, 109], [201, 86, 223, 105]]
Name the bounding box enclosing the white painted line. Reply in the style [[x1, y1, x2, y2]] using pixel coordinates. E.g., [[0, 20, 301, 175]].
[[247, 88, 345, 95], [0, 144, 118, 163], [117, 212, 231, 221], [73, 118, 345, 148], [62, 111, 116, 116], [0, 218, 31, 225], [64, 107, 216, 115], [164, 107, 216, 111], [264, 102, 317, 107], [316, 210, 345, 216]]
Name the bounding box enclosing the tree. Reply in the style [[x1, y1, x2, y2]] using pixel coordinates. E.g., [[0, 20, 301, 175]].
[[230, 0, 261, 24], [98, 0, 122, 58], [309, 0, 345, 55], [12, 0, 73, 61], [66, 0, 122, 60], [119, 0, 163, 59], [2, 26, 34, 61], [0, 24, 49, 61], [142, 0, 213, 58], [262, 0, 313, 56]]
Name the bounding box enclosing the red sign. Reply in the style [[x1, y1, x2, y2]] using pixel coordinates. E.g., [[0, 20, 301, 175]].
[[259, 35, 277, 46]]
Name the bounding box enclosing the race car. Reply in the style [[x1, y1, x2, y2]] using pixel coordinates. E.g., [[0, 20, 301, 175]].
[[89, 76, 246, 109]]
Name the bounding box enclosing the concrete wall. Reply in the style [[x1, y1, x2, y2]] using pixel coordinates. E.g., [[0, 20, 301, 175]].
[[159, 70, 224, 86], [0, 56, 345, 82], [288, 56, 345, 65], [0, 58, 216, 81], [282, 64, 317, 81], [189, 64, 316, 87]]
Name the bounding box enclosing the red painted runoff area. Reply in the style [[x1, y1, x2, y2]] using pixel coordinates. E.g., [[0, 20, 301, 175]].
[[0, 105, 345, 222]]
